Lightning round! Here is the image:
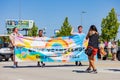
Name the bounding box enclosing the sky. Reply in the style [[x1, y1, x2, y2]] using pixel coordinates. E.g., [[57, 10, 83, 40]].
[[0, 0, 120, 38]]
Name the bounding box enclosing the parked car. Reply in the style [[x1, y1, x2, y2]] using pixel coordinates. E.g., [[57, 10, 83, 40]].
[[0, 35, 13, 61], [117, 46, 120, 61], [0, 47, 13, 61]]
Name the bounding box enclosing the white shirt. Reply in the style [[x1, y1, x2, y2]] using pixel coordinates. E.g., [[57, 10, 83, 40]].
[[9, 32, 23, 46], [108, 42, 112, 48]]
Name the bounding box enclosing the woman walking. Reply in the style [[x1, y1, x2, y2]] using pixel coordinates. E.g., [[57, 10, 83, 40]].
[[111, 41, 117, 61], [86, 25, 99, 73]]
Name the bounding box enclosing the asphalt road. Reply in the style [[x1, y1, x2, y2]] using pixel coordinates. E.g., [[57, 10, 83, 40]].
[[0, 60, 120, 80]]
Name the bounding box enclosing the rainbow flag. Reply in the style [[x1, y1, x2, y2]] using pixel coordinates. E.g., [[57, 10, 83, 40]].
[[14, 34, 88, 62]]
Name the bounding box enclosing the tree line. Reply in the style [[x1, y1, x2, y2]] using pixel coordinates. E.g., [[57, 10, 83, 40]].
[[28, 8, 120, 45]]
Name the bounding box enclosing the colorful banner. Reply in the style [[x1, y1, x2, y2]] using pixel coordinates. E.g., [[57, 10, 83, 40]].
[[14, 34, 88, 62]]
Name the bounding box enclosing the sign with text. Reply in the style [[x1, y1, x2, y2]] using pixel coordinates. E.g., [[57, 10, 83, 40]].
[[6, 20, 34, 29], [14, 34, 88, 62]]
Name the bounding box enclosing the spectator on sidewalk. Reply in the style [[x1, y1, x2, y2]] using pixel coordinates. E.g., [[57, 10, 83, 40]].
[[99, 41, 106, 60], [111, 41, 117, 61], [108, 41, 112, 54]]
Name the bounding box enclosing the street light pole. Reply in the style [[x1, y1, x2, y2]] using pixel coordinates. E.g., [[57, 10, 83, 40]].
[[81, 11, 86, 25], [43, 27, 46, 36]]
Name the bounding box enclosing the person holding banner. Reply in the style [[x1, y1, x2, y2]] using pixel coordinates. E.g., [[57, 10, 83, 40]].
[[86, 25, 99, 73], [9, 27, 23, 68], [37, 29, 45, 67], [71, 25, 85, 66]]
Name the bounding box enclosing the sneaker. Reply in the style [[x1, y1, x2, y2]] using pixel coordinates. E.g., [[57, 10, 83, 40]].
[[78, 62, 83, 66], [75, 61, 78, 66], [41, 63, 45, 68], [13, 65, 17, 68], [85, 68, 91, 73], [37, 64, 41, 67], [91, 69, 98, 74]]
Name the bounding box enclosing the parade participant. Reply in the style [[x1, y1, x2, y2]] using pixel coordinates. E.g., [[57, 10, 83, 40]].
[[37, 29, 45, 67], [71, 25, 85, 66], [86, 25, 99, 73], [9, 27, 23, 68]]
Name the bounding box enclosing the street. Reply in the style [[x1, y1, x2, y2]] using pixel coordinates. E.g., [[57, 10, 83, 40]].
[[0, 60, 120, 80]]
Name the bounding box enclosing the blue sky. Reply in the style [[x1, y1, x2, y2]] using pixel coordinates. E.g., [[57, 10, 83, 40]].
[[0, 0, 120, 38]]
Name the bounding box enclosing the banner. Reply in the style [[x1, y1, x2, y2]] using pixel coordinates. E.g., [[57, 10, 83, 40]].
[[14, 34, 88, 62]]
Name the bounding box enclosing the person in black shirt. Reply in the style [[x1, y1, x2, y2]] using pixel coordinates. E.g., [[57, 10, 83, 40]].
[[86, 25, 99, 73]]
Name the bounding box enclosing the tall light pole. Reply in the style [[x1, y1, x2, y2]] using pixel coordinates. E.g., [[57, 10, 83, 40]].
[[81, 11, 86, 25]]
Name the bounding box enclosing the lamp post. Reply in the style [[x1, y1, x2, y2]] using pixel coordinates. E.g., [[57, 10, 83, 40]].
[[81, 11, 86, 25], [43, 27, 46, 36]]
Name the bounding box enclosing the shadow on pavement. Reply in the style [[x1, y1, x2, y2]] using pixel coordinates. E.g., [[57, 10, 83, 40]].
[[3, 64, 88, 68], [3, 66, 41, 68], [72, 70, 88, 73], [107, 69, 120, 72], [45, 64, 87, 67]]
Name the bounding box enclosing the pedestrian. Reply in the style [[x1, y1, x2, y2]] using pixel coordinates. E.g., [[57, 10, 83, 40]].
[[108, 41, 112, 54], [99, 41, 106, 60], [37, 29, 45, 67], [102, 40, 109, 60], [86, 25, 99, 73], [9, 27, 23, 68], [111, 41, 117, 61], [71, 25, 86, 66]]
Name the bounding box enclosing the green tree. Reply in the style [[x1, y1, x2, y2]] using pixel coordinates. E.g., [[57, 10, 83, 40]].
[[118, 39, 120, 46], [101, 8, 120, 41], [56, 17, 72, 37], [28, 22, 38, 36]]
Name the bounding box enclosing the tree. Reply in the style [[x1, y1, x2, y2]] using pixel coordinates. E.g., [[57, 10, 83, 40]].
[[101, 8, 120, 41], [118, 39, 120, 46], [56, 17, 72, 37], [28, 22, 38, 36]]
